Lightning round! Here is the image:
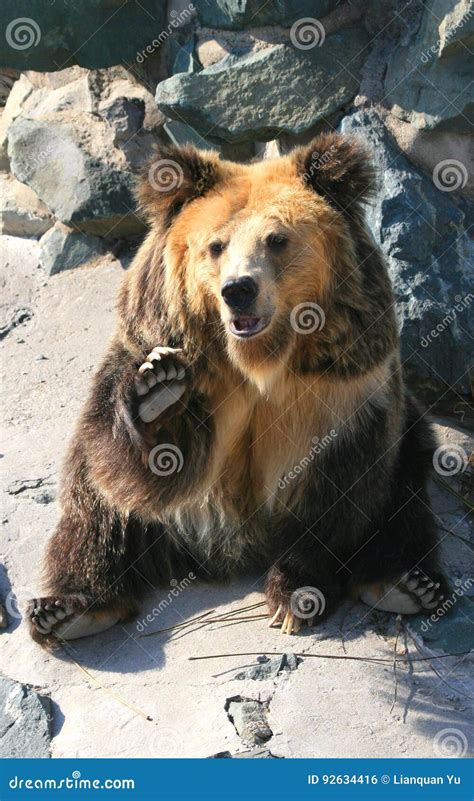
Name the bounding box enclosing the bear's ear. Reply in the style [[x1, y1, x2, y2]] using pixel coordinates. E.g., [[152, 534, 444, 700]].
[[137, 144, 223, 222], [293, 133, 376, 217]]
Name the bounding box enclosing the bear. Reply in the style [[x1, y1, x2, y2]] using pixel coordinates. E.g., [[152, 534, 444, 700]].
[[27, 133, 448, 647]]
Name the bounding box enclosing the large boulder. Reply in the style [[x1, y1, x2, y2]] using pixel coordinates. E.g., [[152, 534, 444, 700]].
[[384, 0, 474, 132], [0, 0, 167, 72], [156, 29, 368, 144], [341, 108, 473, 398], [6, 67, 163, 237], [39, 222, 105, 275]]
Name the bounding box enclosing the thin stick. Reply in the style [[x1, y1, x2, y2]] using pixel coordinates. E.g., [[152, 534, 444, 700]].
[[205, 614, 267, 624], [59, 641, 152, 721], [141, 609, 216, 637], [189, 650, 471, 664], [390, 616, 402, 714]]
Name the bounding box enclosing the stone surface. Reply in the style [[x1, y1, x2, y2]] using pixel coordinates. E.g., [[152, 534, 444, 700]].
[[0, 676, 51, 758], [341, 107, 473, 398], [156, 31, 368, 143], [6, 68, 161, 237], [384, 0, 474, 132], [0, 173, 53, 237], [0, 73, 34, 171], [195, 0, 335, 29], [0, 1, 167, 72], [39, 223, 105, 276], [234, 653, 300, 680], [226, 697, 273, 744]]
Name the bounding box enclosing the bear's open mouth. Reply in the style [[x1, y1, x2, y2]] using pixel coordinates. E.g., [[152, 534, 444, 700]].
[[229, 316, 269, 338]]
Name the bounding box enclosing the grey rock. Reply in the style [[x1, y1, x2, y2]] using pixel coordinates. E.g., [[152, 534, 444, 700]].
[[210, 747, 279, 758], [226, 696, 273, 744], [7, 477, 45, 495], [0, 676, 51, 758], [0, 604, 7, 628], [384, 0, 474, 132], [0, 1, 166, 72], [341, 108, 473, 398], [234, 652, 300, 680], [195, 0, 335, 29], [156, 31, 368, 144], [39, 224, 104, 276]]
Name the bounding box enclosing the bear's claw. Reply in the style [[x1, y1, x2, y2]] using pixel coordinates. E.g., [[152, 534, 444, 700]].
[[359, 568, 446, 614]]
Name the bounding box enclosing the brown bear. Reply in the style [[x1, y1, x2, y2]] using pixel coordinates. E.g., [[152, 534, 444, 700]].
[[27, 133, 448, 647]]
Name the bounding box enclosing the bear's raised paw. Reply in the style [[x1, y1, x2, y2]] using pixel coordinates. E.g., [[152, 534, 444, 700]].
[[135, 346, 188, 424], [28, 595, 121, 648]]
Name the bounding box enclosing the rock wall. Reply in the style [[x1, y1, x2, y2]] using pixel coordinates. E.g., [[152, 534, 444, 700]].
[[0, 0, 472, 399]]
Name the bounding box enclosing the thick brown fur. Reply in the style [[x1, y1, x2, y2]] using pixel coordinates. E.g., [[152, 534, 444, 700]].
[[27, 134, 447, 646]]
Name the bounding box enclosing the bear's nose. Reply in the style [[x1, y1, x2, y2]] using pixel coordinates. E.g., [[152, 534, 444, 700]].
[[221, 276, 258, 310]]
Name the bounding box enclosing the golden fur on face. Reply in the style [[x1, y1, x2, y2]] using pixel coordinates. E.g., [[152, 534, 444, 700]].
[[162, 155, 346, 384]]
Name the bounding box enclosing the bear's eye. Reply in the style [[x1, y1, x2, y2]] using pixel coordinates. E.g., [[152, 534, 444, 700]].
[[209, 241, 224, 257], [266, 233, 288, 249]]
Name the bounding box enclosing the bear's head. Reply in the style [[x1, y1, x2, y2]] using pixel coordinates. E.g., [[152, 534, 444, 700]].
[[127, 133, 395, 388]]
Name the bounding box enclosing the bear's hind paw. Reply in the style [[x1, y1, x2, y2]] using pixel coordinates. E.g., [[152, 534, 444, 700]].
[[27, 595, 121, 648]]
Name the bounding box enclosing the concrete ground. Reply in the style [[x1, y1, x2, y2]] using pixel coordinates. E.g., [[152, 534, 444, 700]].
[[1, 236, 473, 759]]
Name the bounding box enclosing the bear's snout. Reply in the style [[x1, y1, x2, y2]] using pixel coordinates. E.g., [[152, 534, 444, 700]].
[[221, 275, 259, 311]]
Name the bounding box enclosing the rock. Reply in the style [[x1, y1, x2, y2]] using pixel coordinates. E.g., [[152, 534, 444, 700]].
[[39, 223, 104, 276], [210, 747, 279, 758], [156, 30, 368, 143], [195, 0, 335, 29], [0, 174, 53, 237], [0, 73, 34, 170], [6, 68, 162, 237], [234, 653, 300, 680], [226, 697, 273, 745], [341, 108, 473, 399], [0, 67, 19, 105], [0, 676, 51, 758], [7, 477, 46, 495], [384, 113, 473, 199], [0, 603, 7, 628], [0, 1, 166, 72], [384, 0, 474, 132]]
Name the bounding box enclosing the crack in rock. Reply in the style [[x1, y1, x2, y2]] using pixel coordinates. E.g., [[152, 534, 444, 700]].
[[233, 652, 300, 681]]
